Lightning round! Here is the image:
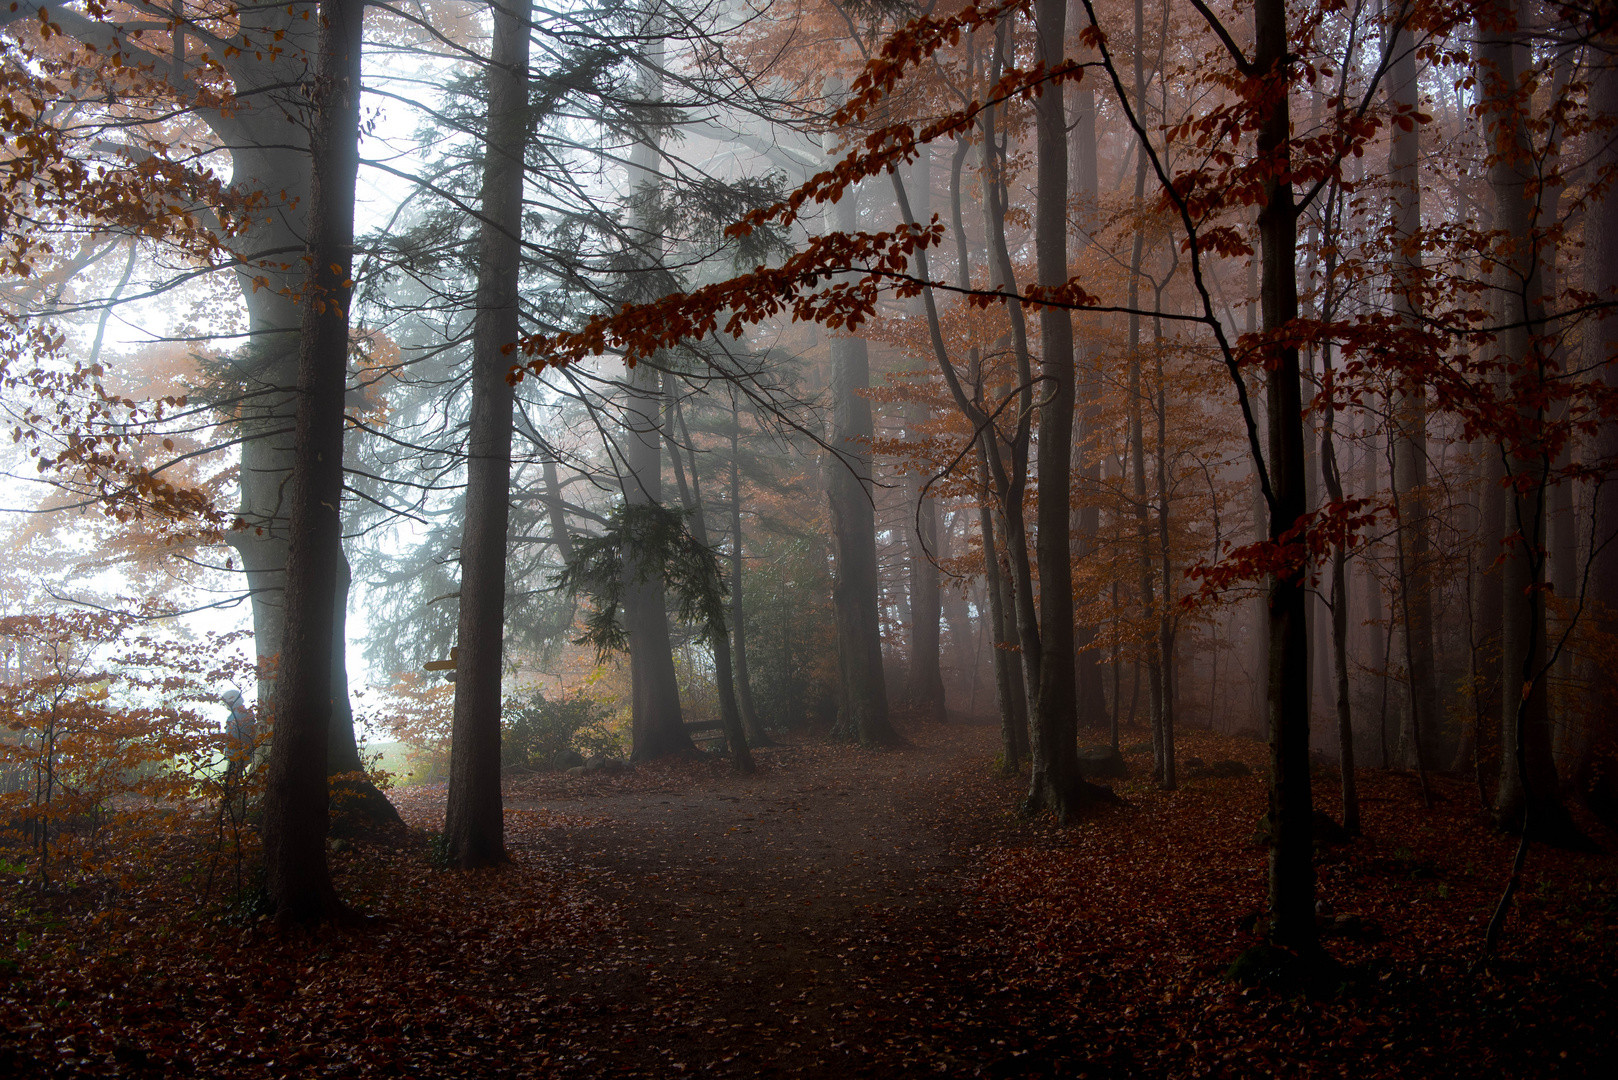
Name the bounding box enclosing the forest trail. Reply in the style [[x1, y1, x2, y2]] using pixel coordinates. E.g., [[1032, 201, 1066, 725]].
[[490, 721, 1048, 1077], [5, 723, 1611, 1078]]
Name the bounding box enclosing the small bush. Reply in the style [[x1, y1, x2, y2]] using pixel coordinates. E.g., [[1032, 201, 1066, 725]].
[[501, 690, 621, 769]]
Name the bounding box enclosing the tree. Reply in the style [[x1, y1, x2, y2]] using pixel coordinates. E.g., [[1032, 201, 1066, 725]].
[[0, 0, 400, 824], [261, 0, 366, 923], [824, 119, 899, 748], [665, 378, 755, 773], [443, 0, 534, 871], [1385, 4, 1439, 788], [1476, 0, 1573, 840], [1024, 0, 1088, 817], [1583, 31, 1618, 826]]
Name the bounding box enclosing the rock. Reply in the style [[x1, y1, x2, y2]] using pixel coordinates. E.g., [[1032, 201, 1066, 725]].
[[566, 765, 588, 776], [553, 749, 586, 771], [1124, 741, 1154, 756], [1077, 745, 1128, 779], [600, 757, 626, 774]]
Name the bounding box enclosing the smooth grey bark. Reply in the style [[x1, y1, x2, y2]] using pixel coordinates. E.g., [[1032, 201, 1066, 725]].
[[1385, 11, 1440, 776], [1067, 0, 1106, 727], [329, 553, 401, 825], [1317, 182, 1358, 836], [1125, 0, 1163, 780], [978, 22, 1042, 738], [896, 152, 946, 724], [978, 457, 1028, 771], [261, 0, 365, 923], [1026, 0, 1086, 817], [823, 172, 896, 746], [1362, 411, 1390, 763], [443, 0, 533, 869], [622, 360, 691, 760], [938, 513, 974, 691], [621, 24, 692, 762], [904, 406, 948, 724], [948, 127, 1025, 756], [1152, 302, 1176, 790]]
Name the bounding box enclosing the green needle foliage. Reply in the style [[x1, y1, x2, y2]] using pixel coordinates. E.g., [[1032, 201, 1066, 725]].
[[553, 502, 729, 662]]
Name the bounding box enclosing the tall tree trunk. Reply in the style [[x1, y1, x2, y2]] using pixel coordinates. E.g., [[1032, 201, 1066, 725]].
[[1153, 310, 1176, 790], [1025, 0, 1086, 817], [1254, 0, 1317, 953], [939, 513, 974, 693], [621, 23, 691, 762], [904, 429, 947, 723], [1361, 409, 1390, 761], [729, 394, 771, 746], [1068, 0, 1106, 728], [444, 0, 532, 869], [977, 20, 1043, 768], [898, 142, 946, 723], [1386, 11, 1440, 776], [1318, 204, 1358, 834], [817, 70, 895, 747], [328, 553, 401, 825], [261, 0, 365, 924], [979, 476, 1026, 771], [1126, 0, 1163, 772], [667, 387, 755, 774], [1479, 0, 1575, 839], [950, 126, 1025, 758], [1581, 43, 1618, 825]]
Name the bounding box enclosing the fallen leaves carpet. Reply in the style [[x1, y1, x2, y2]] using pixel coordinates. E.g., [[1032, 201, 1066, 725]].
[[1, 722, 1614, 1077]]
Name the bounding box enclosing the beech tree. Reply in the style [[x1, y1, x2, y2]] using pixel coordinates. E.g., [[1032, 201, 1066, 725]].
[[261, 0, 366, 923], [0, 0, 401, 823]]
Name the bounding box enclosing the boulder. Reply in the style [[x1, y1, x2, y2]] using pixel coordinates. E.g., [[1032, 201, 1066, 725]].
[[553, 749, 586, 771], [1077, 744, 1128, 779]]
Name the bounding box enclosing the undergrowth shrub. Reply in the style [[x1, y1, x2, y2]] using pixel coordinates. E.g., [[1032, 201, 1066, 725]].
[[500, 689, 622, 768], [0, 613, 259, 899]]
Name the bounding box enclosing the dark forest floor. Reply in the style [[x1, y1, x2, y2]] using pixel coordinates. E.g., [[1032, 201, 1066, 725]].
[[2, 720, 1616, 1077]]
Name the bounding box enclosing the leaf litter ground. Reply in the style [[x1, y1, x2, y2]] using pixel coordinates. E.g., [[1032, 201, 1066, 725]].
[[2, 721, 1614, 1076]]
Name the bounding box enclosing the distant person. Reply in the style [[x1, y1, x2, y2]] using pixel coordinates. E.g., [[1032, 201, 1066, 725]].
[[220, 689, 261, 819], [223, 688, 258, 756]]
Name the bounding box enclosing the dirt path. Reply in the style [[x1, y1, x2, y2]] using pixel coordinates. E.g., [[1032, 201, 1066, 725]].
[[490, 722, 1059, 1077]]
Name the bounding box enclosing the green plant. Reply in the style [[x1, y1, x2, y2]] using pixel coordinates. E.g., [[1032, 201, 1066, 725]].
[[426, 833, 451, 871], [500, 689, 622, 768]]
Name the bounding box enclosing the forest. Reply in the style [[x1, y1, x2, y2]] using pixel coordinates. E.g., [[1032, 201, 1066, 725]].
[[1, 0, 1616, 1074]]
